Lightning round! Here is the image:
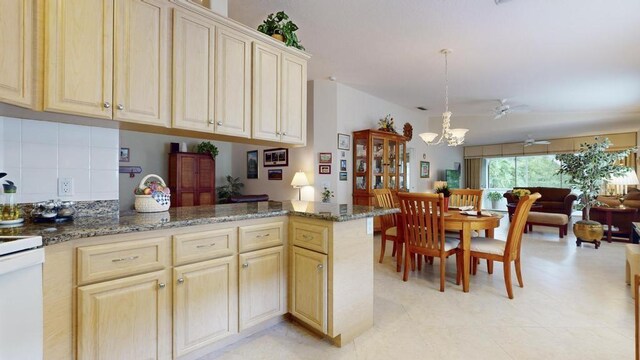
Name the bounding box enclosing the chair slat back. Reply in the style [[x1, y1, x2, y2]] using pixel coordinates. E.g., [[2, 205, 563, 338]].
[[398, 192, 446, 253], [373, 189, 397, 230], [450, 188, 483, 211], [505, 192, 541, 259]]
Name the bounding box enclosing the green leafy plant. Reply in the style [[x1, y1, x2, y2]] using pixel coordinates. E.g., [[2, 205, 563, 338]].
[[512, 188, 531, 198], [435, 185, 451, 198], [555, 137, 635, 221], [487, 191, 503, 202], [257, 11, 305, 50], [321, 187, 334, 202], [216, 175, 244, 203], [377, 114, 397, 134], [196, 141, 219, 160]]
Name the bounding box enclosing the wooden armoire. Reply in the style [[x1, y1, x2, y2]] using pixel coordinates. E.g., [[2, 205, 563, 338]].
[[169, 153, 216, 207]]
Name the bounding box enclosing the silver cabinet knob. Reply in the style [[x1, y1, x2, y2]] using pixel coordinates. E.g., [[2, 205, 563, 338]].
[[242, 263, 249, 268], [117, 104, 124, 110], [208, 119, 215, 124], [282, 132, 287, 136], [276, 131, 281, 135], [177, 278, 184, 284], [317, 264, 323, 270], [103, 102, 111, 109], [158, 283, 166, 289], [217, 121, 222, 126]]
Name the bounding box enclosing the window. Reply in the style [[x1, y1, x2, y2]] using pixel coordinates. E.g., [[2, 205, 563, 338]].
[[487, 155, 569, 188]]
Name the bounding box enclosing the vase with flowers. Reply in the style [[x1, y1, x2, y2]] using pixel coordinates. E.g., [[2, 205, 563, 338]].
[[435, 185, 452, 211]]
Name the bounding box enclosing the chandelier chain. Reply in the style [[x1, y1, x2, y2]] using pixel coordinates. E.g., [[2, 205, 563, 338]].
[[444, 51, 449, 114]]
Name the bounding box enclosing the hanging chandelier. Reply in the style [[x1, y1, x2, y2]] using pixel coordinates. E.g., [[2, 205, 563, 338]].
[[419, 49, 468, 146]]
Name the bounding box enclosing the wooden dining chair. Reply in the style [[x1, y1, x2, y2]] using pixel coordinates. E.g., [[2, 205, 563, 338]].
[[397, 192, 462, 291], [373, 189, 402, 272], [469, 193, 541, 299], [450, 188, 483, 211]]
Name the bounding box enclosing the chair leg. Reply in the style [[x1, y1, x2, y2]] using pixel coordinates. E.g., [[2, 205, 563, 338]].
[[515, 259, 524, 288], [403, 248, 410, 281], [378, 234, 387, 263], [504, 262, 514, 299], [418, 254, 422, 271], [559, 226, 563, 238], [396, 242, 403, 273], [472, 256, 478, 275], [440, 256, 446, 292], [487, 260, 493, 274], [455, 252, 461, 285], [411, 253, 416, 271], [391, 241, 397, 257]]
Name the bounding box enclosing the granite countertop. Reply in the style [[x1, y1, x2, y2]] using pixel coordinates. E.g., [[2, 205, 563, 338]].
[[0, 201, 397, 246]]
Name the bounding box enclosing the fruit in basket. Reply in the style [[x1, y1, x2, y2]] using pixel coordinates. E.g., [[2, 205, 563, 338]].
[[144, 188, 152, 195]]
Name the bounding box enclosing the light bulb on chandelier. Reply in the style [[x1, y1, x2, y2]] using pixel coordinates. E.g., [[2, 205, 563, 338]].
[[419, 49, 469, 146]]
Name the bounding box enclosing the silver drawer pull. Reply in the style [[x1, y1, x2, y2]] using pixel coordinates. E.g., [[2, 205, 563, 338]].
[[177, 278, 184, 284], [242, 263, 249, 268], [196, 243, 216, 248], [317, 264, 323, 270], [256, 233, 270, 238], [158, 283, 166, 289], [112, 255, 139, 263], [302, 234, 314, 241]]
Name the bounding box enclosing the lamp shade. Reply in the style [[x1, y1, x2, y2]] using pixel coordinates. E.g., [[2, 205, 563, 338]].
[[449, 128, 469, 139], [609, 169, 639, 185], [291, 171, 310, 187], [419, 132, 438, 143]]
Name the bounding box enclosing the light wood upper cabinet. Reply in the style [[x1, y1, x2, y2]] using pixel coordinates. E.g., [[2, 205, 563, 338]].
[[77, 270, 171, 360], [173, 256, 238, 357], [0, 0, 33, 108], [252, 42, 281, 142], [45, 0, 114, 119], [280, 53, 307, 145], [172, 9, 215, 132], [113, 0, 170, 126], [290, 245, 327, 334], [239, 246, 286, 330], [215, 26, 251, 138]]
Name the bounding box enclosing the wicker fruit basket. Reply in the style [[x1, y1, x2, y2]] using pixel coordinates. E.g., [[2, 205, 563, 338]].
[[134, 174, 171, 213]]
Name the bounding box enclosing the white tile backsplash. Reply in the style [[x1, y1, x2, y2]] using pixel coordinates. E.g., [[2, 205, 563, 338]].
[[0, 117, 119, 202]]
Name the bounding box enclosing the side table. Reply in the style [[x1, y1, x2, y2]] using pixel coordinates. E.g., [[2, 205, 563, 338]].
[[506, 202, 543, 222], [592, 206, 639, 243], [633, 222, 640, 244]]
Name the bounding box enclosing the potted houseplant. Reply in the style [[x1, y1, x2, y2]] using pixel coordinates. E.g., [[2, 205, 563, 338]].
[[555, 137, 635, 248], [487, 191, 503, 209], [435, 185, 452, 211], [321, 187, 334, 203], [196, 141, 218, 160], [216, 175, 244, 203], [257, 11, 305, 50]]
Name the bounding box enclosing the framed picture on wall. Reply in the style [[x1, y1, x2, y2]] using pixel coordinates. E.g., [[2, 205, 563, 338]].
[[319, 165, 331, 174], [319, 152, 332, 163], [339, 172, 347, 181], [267, 169, 283, 180], [340, 160, 347, 171], [420, 161, 430, 178], [337, 133, 350, 150], [247, 150, 258, 179], [119, 148, 130, 162], [264, 148, 288, 167]]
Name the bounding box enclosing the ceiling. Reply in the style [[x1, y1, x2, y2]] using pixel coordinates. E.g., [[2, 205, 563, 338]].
[[228, 0, 640, 144]]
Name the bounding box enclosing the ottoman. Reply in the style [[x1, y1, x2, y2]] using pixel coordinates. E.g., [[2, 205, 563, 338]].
[[525, 212, 569, 238], [626, 244, 640, 298]]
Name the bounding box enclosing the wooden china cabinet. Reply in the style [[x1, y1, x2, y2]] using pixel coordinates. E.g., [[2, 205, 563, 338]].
[[169, 153, 216, 207], [352, 129, 408, 228]]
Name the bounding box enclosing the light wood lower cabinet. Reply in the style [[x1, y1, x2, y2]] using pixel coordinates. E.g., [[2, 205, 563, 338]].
[[239, 246, 286, 331], [173, 256, 238, 358], [77, 269, 171, 360], [290, 245, 327, 334]]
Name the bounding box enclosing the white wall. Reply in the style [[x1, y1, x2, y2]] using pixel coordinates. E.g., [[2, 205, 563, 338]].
[[0, 116, 119, 203], [118, 130, 233, 210]]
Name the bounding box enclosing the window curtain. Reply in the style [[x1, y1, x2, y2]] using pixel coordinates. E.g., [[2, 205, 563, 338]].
[[464, 158, 482, 189]]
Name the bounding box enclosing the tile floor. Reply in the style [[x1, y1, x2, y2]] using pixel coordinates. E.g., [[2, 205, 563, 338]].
[[202, 217, 635, 359]]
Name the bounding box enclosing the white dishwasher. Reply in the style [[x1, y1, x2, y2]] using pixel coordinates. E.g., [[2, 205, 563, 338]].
[[0, 236, 44, 360]]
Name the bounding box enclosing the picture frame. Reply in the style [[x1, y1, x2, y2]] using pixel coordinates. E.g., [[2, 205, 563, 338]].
[[263, 148, 288, 167], [339, 172, 347, 181], [340, 159, 347, 171], [267, 169, 283, 180], [319, 152, 332, 163], [319, 165, 331, 174], [247, 150, 258, 179], [119, 148, 130, 162], [420, 161, 430, 178], [337, 133, 350, 150]]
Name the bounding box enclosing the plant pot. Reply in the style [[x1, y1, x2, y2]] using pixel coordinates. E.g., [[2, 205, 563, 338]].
[[443, 197, 449, 212], [491, 200, 499, 209], [574, 220, 604, 249], [271, 34, 284, 42]]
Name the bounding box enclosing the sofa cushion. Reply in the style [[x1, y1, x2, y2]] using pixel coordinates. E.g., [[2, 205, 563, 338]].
[[537, 187, 571, 201], [626, 189, 640, 201], [528, 211, 569, 225], [539, 201, 566, 211]]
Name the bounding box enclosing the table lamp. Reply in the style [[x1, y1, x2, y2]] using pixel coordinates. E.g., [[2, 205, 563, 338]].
[[609, 169, 639, 196], [291, 171, 310, 200]]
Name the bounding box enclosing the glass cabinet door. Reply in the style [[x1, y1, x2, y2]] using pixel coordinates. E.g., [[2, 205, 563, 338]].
[[372, 137, 384, 189], [387, 139, 397, 190], [398, 142, 405, 191], [355, 136, 368, 191]]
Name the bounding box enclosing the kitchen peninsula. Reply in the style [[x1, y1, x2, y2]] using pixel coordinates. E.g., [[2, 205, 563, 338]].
[[21, 201, 395, 359]]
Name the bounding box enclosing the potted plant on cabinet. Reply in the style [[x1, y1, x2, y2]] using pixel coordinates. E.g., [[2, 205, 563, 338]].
[[435, 185, 452, 211], [216, 175, 244, 204], [196, 141, 219, 160], [257, 11, 305, 50], [487, 191, 503, 209], [555, 137, 635, 248]]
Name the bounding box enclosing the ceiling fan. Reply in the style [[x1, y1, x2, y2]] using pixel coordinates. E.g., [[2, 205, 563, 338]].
[[523, 135, 550, 147], [493, 99, 530, 120]]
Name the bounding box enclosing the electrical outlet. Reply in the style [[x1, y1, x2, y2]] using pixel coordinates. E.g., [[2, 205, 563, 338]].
[[58, 178, 74, 196]]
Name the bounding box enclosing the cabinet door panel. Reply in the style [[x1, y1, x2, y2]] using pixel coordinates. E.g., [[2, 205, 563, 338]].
[[291, 246, 327, 334], [179, 155, 197, 191], [239, 246, 286, 330], [45, 0, 113, 118], [77, 270, 170, 360], [114, 0, 169, 126], [172, 10, 214, 132], [280, 54, 306, 145], [215, 26, 251, 138], [0, 0, 33, 108], [251, 43, 280, 141], [174, 256, 238, 357]]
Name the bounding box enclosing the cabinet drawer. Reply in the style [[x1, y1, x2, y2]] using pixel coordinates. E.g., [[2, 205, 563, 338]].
[[238, 222, 284, 253], [173, 228, 237, 265], [77, 237, 169, 285], [291, 221, 329, 254]]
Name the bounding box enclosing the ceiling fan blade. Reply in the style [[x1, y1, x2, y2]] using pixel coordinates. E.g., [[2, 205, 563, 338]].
[[493, 113, 504, 120], [509, 105, 531, 112], [532, 140, 550, 145]]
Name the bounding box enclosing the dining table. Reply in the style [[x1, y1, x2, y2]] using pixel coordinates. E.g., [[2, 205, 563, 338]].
[[443, 209, 504, 292]]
